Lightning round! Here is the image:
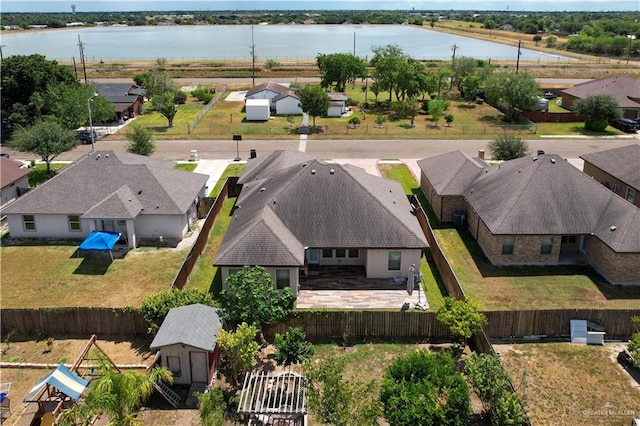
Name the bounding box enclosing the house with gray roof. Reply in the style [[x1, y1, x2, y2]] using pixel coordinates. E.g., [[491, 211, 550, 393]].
[[2, 151, 208, 248], [93, 83, 145, 121], [0, 157, 31, 207], [581, 144, 640, 209], [561, 76, 640, 120], [419, 151, 640, 285], [150, 304, 222, 385], [214, 150, 428, 296]]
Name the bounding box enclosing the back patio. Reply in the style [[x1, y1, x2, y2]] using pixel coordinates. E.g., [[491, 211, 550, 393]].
[[296, 266, 429, 310]]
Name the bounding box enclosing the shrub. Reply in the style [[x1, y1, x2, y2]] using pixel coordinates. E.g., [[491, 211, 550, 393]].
[[139, 289, 217, 334], [274, 327, 314, 367], [488, 135, 530, 161], [264, 59, 281, 69], [195, 388, 226, 426], [173, 90, 187, 104], [436, 297, 487, 345], [191, 88, 213, 103], [348, 117, 361, 127]]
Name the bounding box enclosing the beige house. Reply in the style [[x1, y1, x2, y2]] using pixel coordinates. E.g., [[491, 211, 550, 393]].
[[0, 157, 31, 207], [419, 151, 640, 285], [581, 144, 640, 209], [214, 150, 428, 296]]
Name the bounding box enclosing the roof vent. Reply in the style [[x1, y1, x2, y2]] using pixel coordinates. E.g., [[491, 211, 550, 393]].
[[105, 153, 109, 158], [518, 169, 522, 173], [302, 162, 307, 167], [273, 198, 276, 204], [470, 188, 474, 193], [311, 169, 316, 175], [138, 190, 142, 195], [329, 169, 335, 175], [550, 158, 556, 164], [533, 156, 538, 161], [156, 204, 159, 209], [96, 154, 101, 160], [610, 226, 617, 232], [260, 187, 266, 192]]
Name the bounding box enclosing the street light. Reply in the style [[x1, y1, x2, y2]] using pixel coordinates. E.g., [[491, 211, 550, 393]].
[[87, 92, 98, 151], [232, 134, 242, 161]]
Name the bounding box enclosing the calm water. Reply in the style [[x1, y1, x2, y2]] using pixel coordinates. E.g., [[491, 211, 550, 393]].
[[1, 25, 573, 62]]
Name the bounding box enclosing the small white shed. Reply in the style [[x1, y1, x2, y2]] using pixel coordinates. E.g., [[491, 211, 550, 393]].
[[274, 94, 303, 115], [246, 98, 271, 121], [150, 304, 223, 385]]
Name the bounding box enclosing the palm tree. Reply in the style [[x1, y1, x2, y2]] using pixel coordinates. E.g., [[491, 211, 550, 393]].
[[60, 361, 172, 426]]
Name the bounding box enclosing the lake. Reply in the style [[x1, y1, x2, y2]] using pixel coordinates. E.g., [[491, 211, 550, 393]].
[[1, 25, 573, 62]]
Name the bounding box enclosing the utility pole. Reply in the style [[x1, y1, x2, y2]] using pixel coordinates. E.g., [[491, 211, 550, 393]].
[[451, 44, 458, 65], [627, 35, 636, 65], [251, 26, 256, 86], [77, 34, 87, 83], [72, 57, 78, 80], [516, 40, 522, 74]]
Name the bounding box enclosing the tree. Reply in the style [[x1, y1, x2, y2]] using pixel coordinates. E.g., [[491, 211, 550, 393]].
[[488, 135, 530, 160], [464, 353, 511, 409], [220, 266, 294, 344], [573, 94, 622, 132], [370, 44, 407, 102], [427, 98, 448, 126], [546, 35, 557, 47], [316, 53, 366, 92], [45, 83, 115, 130], [380, 350, 470, 426], [304, 357, 381, 426], [61, 358, 173, 426], [195, 388, 226, 426], [139, 288, 217, 334], [217, 322, 260, 385], [484, 72, 540, 122], [152, 91, 178, 128], [9, 120, 78, 174], [286, 113, 295, 130], [435, 297, 487, 345], [627, 316, 640, 369], [462, 74, 482, 103], [450, 56, 478, 97], [143, 67, 175, 100], [494, 392, 527, 426], [126, 124, 156, 156], [533, 34, 542, 45], [297, 84, 330, 130], [274, 327, 314, 368], [445, 113, 455, 126]]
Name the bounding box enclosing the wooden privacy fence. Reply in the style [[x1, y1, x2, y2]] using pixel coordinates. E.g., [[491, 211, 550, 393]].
[[0, 308, 148, 337], [171, 177, 236, 290]]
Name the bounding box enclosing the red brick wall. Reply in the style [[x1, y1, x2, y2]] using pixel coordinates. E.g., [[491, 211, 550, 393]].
[[586, 237, 640, 285]]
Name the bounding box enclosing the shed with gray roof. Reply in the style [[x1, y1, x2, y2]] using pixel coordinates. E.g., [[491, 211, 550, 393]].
[[3, 151, 208, 248], [150, 304, 223, 385]]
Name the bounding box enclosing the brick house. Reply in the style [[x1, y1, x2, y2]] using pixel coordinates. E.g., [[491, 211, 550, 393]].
[[560, 76, 640, 120], [419, 151, 640, 285], [580, 144, 640, 209]]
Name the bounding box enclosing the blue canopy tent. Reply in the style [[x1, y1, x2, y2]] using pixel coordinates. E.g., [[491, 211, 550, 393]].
[[24, 364, 89, 402], [78, 230, 121, 260]]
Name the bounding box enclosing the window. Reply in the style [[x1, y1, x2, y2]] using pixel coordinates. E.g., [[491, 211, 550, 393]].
[[68, 215, 81, 231], [117, 219, 126, 226], [335, 249, 346, 258], [322, 249, 333, 258], [626, 187, 636, 203], [276, 269, 290, 290], [561, 235, 576, 244], [502, 236, 515, 255], [348, 249, 359, 258], [23, 215, 36, 231], [540, 236, 554, 255], [167, 356, 181, 377], [388, 251, 402, 271]]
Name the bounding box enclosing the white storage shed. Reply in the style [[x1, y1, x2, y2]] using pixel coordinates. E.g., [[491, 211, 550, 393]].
[[246, 98, 271, 121]]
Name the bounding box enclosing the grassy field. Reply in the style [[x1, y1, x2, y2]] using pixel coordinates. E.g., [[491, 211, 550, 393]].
[[497, 342, 640, 426], [434, 228, 640, 310], [0, 243, 185, 308]]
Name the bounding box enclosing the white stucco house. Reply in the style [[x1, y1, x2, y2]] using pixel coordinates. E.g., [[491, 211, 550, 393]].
[[245, 98, 271, 121], [245, 82, 294, 110], [2, 151, 208, 248], [0, 157, 31, 207], [213, 150, 428, 297], [274, 92, 304, 115], [327, 92, 348, 117]]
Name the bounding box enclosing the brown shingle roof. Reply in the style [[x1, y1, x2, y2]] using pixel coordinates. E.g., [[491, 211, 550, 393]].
[[1, 157, 31, 189], [562, 76, 640, 109], [245, 82, 292, 97], [580, 144, 640, 190]]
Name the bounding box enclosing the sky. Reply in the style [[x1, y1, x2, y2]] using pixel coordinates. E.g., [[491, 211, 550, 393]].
[[2, 0, 639, 13]]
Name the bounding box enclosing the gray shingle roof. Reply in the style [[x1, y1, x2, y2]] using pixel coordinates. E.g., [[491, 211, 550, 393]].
[[420, 152, 640, 253], [417, 151, 489, 195], [3, 151, 208, 217], [561, 76, 640, 109], [580, 144, 640, 190], [150, 304, 223, 351], [215, 151, 428, 266]]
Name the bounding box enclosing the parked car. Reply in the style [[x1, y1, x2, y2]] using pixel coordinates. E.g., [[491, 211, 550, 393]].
[[76, 130, 97, 144], [542, 91, 556, 99], [609, 118, 639, 133]]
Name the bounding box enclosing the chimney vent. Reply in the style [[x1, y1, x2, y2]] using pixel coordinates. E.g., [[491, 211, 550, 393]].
[[329, 169, 335, 175], [311, 169, 316, 175]]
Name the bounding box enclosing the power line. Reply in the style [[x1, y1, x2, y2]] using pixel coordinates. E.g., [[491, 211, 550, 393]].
[[250, 26, 256, 88]]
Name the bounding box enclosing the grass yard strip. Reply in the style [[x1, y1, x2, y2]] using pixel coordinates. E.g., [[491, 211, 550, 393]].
[[536, 121, 623, 136], [174, 163, 198, 172], [28, 162, 69, 187], [433, 228, 640, 310], [497, 343, 640, 426], [210, 164, 244, 197], [186, 196, 236, 293], [0, 244, 185, 308]]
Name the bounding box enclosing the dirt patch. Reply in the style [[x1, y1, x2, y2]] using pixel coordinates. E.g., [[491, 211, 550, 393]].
[[499, 342, 640, 426]]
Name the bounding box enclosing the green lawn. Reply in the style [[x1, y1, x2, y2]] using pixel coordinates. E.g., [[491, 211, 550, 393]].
[[210, 164, 244, 197], [536, 121, 624, 136], [0, 243, 185, 308], [174, 163, 198, 172], [434, 227, 640, 310], [28, 162, 69, 187]]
